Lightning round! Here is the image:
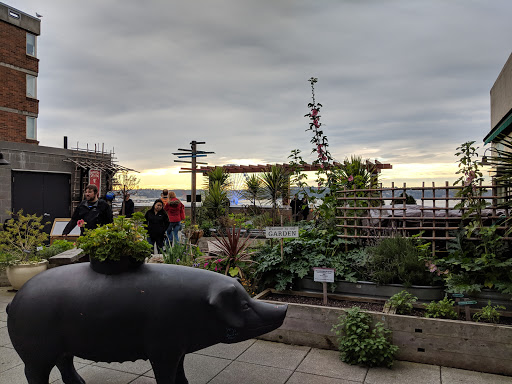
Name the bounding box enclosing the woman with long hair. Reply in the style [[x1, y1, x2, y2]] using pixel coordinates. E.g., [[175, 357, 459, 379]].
[[144, 199, 170, 250], [164, 191, 186, 245]]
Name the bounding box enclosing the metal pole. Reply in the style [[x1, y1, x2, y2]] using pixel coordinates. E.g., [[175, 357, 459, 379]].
[[191, 141, 197, 226]]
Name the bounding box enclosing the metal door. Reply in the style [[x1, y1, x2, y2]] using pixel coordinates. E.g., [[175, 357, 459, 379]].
[[11, 171, 71, 234]]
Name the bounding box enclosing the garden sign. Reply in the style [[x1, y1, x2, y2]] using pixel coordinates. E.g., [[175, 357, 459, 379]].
[[265, 226, 299, 261]]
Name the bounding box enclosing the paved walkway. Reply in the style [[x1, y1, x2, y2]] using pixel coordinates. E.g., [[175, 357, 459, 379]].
[[1, 287, 512, 384]]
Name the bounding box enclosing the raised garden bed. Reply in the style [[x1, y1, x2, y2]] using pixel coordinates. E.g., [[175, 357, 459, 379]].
[[255, 289, 512, 376]]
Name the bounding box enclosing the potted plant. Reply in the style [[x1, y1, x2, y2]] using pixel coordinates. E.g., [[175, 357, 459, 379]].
[[76, 212, 152, 274], [183, 224, 204, 245], [0, 210, 50, 290]]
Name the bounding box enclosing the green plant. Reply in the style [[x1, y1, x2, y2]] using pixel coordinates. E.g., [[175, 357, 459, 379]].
[[473, 301, 505, 323], [202, 181, 229, 221], [331, 306, 398, 368], [260, 165, 289, 225], [37, 239, 75, 259], [243, 174, 265, 207], [365, 236, 434, 287], [0, 210, 49, 268], [253, 223, 360, 291], [76, 213, 151, 262], [433, 226, 512, 294], [424, 297, 458, 319], [161, 242, 202, 265], [204, 226, 255, 278], [386, 290, 418, 315]]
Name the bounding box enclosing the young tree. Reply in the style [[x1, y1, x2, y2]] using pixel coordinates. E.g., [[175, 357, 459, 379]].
[[113, 172, 140, 215]]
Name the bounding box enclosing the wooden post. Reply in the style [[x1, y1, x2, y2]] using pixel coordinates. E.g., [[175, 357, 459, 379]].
[[280, 215, 284, 261], [322, 282, 327, 305], [191, 141, 197, 226]]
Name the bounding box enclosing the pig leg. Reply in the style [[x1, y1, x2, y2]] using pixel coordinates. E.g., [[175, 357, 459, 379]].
[[56, 354, 85, 384], [24, 361, 53, 384], [175, 355, 189, 384], [150, 353, 188, 384]]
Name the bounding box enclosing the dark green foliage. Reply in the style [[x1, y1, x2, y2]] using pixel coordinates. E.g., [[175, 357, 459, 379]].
[[365, 236, 433, 287], [332, 307, 398, 368], [253, 223, 359, 291], [386, 290, 418, 315], [37, 239, 75, 259], [424, 297, 458, 319], [473, 301, 505, 323]]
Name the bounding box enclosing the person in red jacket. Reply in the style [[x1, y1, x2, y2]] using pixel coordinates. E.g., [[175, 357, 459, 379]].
[[163, 191, 185, 245]]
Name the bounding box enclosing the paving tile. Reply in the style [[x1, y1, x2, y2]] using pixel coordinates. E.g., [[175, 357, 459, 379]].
[[365, 360, 440, 384], [288, 371, 363, 384], [0, 302, 8, 322], [441, 366, 512, 384], [144, 353, 232, 384], [0, 320, 6, 329], [51, 364, 138, 384], [0, 345, 22, 373], [130, 377, 156, 384], [92, 359, 152, 375], [196, 339, 256, 360], [236, 340, 310, 370], [208, 361, 292, 384], [297, 348, 368, 381], [0, 326, 12, 347]]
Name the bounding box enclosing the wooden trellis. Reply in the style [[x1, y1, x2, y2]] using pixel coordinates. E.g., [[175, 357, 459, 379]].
[[336, 181, 511, 255]]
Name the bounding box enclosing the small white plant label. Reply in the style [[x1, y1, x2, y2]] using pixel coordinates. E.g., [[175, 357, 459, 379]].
[[313, 268, 335, 283]]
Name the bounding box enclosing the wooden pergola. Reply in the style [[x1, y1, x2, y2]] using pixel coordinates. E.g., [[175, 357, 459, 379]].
[[199, 160, 392, 175], [197, 161, 392, 204]]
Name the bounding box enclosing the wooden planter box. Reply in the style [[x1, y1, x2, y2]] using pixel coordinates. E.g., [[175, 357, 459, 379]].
[[255, 289, 512, 376], [294, 276, 445, 302]]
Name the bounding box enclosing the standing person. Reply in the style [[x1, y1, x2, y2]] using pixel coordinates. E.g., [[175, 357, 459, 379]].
[[164, 191, 185, 246], [144, 199, 170, 250], [160, 189, 169, 206], [290, 195, 300, 222], [120, 193, 135, 218], [62, 184, 113, 236], [300, 197, 310, 221]]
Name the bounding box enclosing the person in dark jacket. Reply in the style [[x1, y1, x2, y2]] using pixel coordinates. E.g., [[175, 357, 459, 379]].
[[144, 199, 170, 250], [120, 193, 135, 218], [63, 184, 113, 236]]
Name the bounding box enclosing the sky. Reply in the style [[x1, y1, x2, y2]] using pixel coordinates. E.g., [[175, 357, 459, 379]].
[[7, 0, 512, 189]]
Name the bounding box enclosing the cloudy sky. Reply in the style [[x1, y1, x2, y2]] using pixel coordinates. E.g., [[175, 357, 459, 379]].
[[8, 0, 512, 189]]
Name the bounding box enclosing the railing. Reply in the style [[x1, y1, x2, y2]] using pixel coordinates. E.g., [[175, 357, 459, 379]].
[[336, 181, 511, 255]]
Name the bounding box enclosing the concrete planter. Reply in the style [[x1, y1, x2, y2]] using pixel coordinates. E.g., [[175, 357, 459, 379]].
[[6, 260, 49, 290], [294, 276, 445, 302], [256, 289, 512, 376]]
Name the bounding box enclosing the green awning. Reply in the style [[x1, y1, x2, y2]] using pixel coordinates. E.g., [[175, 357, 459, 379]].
[[484, 112, 512, 144]]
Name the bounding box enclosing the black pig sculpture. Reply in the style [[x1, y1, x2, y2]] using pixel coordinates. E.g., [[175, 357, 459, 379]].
[[7, 263, 287, 384]]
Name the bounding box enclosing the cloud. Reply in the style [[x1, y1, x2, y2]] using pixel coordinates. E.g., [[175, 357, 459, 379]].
[[6, 0, 511, 188]]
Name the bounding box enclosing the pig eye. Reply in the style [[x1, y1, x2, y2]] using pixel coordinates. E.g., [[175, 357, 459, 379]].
[[242, 302, 250, 310]]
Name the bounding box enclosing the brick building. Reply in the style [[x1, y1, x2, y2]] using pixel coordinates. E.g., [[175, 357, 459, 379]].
[[0, 3, 40, 144], [0, 3, 131, 227]]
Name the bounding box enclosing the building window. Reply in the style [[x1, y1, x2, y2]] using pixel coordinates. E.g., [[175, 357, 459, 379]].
[[26, 117, 37, 140], [26, 33, 36, 57], [26, 75, 37, 98]]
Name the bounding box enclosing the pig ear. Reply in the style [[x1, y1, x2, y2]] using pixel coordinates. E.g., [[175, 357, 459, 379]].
[[208, 284, 244, 328]]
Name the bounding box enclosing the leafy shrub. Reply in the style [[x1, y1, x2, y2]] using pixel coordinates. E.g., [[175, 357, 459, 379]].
[[253, 223, 355, 291], [424, 297, 458, 319], [0, 210, 49, 267], [332, 306, 398, 368], [37, 239, 75, 259], [365, 236, 433, 287], [473, 301, 505, 323], [386, 290, 418, 315], [76, 213, 151, 262], [434, 227, 512, 294]]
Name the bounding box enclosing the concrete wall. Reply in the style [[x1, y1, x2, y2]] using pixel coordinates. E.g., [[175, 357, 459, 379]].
[[490, 53, 512, 129], [0, 140, 75, 223]]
